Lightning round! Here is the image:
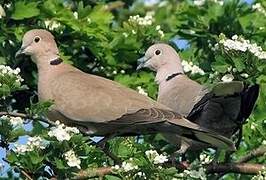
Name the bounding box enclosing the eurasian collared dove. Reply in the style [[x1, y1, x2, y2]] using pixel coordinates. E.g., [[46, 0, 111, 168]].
[[138, 43, 259, 151], [15, 29, 236, 151]]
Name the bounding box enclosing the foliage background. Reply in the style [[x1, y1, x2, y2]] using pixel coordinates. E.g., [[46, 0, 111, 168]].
[[0, 0, 265, 179]]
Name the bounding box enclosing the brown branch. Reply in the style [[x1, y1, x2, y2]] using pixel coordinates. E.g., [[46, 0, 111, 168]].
[[206, 163, 265, 175], [0, 111, 56, 126], [73, 162, 265, 179], [237, 145, 266, 163], [73, 167, 113, 179], [20, 169, 34, 180], [106, 1, 125, 11]]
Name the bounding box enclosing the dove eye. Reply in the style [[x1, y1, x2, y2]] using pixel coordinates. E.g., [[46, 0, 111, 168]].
[[155, 50, 161, 55], [34, 36, 41, 43]]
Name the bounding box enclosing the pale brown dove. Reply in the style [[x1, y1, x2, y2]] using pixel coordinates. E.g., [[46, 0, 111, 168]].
[[138, 43, 259, 151], [15, 29, 236, 151]]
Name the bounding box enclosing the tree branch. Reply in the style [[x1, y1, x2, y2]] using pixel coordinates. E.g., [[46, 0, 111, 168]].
[[206, 163, 265, 174], [73, 162, 265, 179], [73, 167, 113, 179], [0, 111, 56, 126], [237, 145, 266, 163]]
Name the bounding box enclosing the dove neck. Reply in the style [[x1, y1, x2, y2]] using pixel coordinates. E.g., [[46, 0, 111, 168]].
[[155, 62, 184, 85], [34, 54, 62, 71]]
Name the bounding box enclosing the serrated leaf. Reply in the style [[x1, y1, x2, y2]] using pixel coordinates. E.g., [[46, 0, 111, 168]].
[[12, 1, 40, 20]]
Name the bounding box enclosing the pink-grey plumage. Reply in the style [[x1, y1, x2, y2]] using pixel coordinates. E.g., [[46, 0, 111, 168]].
[[139, 43, 259, 151], [15, 30, 236, 151]]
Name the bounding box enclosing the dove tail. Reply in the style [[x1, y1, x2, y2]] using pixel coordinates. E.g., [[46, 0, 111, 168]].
[[239, 84, 259, 121], [167, 117, 236, 151]]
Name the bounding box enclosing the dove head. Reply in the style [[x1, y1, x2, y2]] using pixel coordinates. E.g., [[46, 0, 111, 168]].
[[137, 43, 184, 83], [16, 29, 60, 64]]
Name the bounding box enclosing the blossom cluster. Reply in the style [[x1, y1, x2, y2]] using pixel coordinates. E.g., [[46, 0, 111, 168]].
[[156, 25, 165, 38], [219, 34, 266, 60], [14, 136, 46, 154], [145, 149, 168, 164], [221, 74, 234, 82], [121, 161, 138, 172], [183, 167, 207, 180], [251, 167, 266, 180], [0, 65, 23, 83], [137, 86, 148, 96], [64, 150, 81, 169], [181, 60, 205, 75], [48, 121, 79, 141], [128, 14, 153, 26], [44, 20, 61, 31], [0, 115, 24, 127], [112, 158, 138, 172], [252, 3, 266, 16], [194, 0, 223, 6], [199, 153, 213, 165], [0, 5, 6, 18]]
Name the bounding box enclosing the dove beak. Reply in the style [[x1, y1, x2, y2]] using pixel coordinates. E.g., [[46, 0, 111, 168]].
[[136, 56, 151, 70], [15, 46, 27, 58]]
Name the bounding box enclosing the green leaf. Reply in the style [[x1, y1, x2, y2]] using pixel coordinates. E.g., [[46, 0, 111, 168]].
[[232, 57, 245, 72], [11, 1, 40, 20], [29, 152, 43, 165], [105, 175, 121, 180], [211, 56, 230, 73]]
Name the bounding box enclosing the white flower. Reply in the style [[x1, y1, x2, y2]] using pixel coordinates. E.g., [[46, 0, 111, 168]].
[[182, 60, 205, 75], [158, 30, 164, 38], [262, 140, 266, 145], [219, 34, 266, 59], [137, 86, 148, 96], [14, 136, 46, 154], [64, 150, 81, 169], [44, 20, 61, 30], [121, 161, 138, 172], [145, 149, 168, 164], [120, 70, 125, 74], [0, 5, 6, 19], [221, 74, 234, 82], [184, 167, 207, 180], [199, 153, 212, 164], [10, 116, 23, 127], [132, 30, 137, 34], [251, 122, 257, 130], [87, 18, 91, 23], [194, 0, 205, 6], [73, 11, 78, 19], [128, 13, 154, 26], [112, 70, 117, 75], [48, 121, 79, 141], [154, 154, 168, 164], [112, 165, 120, 170], [155, 25, 165, 38], [0, 66, 23, 83], [122, 32, 128, 38], [240, 73, 249, 78], [252, 3, 266, 16], [135, 171, 147, 179]]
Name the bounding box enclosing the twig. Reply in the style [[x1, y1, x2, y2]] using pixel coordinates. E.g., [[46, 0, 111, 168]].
[[72, 162, 265, 179], [73, 167, 113, 179], [237, 145, 266, 163], [206, 163, 265, 175], [106, 1, 125, 11], [0, 111, 56, 126], [20, 169, 34, 180]]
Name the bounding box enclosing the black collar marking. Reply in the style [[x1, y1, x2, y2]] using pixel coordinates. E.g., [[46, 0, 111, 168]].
[[166, 72, 183, 81], [50, 58, 63, 65]]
